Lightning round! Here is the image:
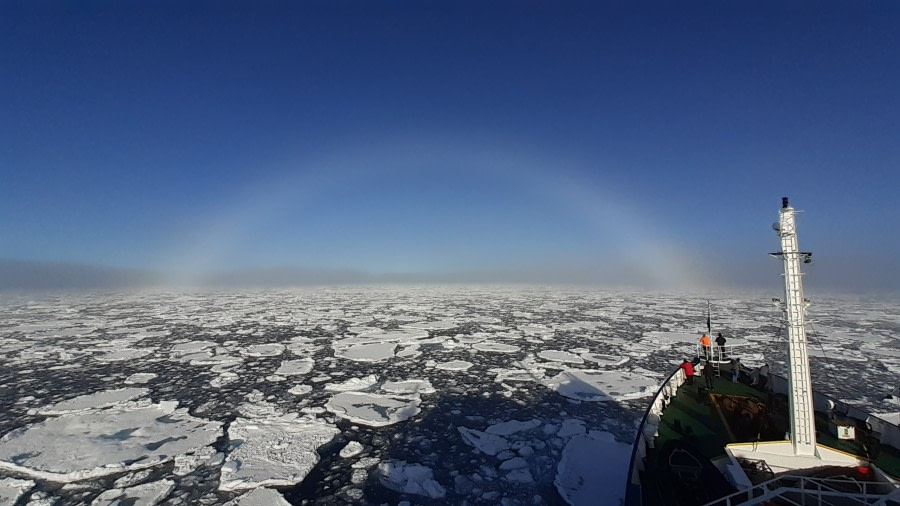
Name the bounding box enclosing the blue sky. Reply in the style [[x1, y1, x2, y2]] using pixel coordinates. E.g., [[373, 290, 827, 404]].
[[1, 1, 898, 290]]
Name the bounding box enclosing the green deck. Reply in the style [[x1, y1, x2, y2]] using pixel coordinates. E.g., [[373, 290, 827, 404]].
[[639, 373, 900, 505]]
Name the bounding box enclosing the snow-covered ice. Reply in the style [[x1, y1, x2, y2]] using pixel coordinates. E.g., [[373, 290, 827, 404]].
[[334, 342, 397, 362], [225, 487, 291, 506], [542, 369, 659, 402], [91, 479, 174, 506], [219, 414, 339, 491], [381, 379, 435, 395], [339, 441, 365, 458], [31, 387, 149, 416], [555, 431, 632, 505], [473, 342, 520, 353], [324, 374, 378, 392], [378, 460, 446, 499], [275, 358, 315, 375], [457, 427, 510, 456], [0, 478, 34, 504], [538, 350, 585, 364], [326, 392, 422, 427], [124, 373, 158, 385], [435, 360, 473, 371], [0, 401, 221, 482]]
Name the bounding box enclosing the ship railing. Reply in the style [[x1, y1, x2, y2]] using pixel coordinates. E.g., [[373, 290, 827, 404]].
[[696, 342, 753, 365], [703, 474, 895, 506], [624, 366, 687, 506]]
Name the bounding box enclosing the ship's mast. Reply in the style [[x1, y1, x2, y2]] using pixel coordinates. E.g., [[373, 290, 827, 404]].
[[774, 197, 817, 457]]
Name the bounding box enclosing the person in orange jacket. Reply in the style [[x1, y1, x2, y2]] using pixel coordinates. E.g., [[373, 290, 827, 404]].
[[699, 333, 711, 360]]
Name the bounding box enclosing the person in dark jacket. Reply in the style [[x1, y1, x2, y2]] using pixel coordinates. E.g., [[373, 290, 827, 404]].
[[703, 362, 716, 391], [680, 359, 695, 384], [715, 332, 727, 359], [731, 358, 743, 383]]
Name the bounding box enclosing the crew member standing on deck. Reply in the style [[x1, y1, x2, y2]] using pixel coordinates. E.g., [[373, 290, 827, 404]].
[[715, 332, 727, 359], [699, 333, 711, 360], [680, 359, 695, 384], [703, 361, 715, 391]]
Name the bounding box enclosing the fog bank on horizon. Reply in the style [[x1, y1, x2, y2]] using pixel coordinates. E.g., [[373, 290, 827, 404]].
[[1, 257, 895, 296]]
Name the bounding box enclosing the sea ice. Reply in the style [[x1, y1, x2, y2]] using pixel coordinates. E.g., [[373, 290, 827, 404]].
[[485, 418, 542, 436], [557, 419, 587, 438], [579, 353, 629, 367], [124, 373, 158, 385], [97, 348, 154, 362], [473, 342, 520, 353], [225, 487, 291, 506], [0, 478, 34, 504], [326, 392, 422, 427], [457, 427, 510, 456], [32, 387, 149, 415], [505, 468, 534, 483], [538, 350, 584, 364], [275, 358, 315, 375], [555, 431, 631, 506], [240, 344, 285, 357], [436, 360, 473, 371], [288, 384, 313, 396], [542, 370, 658, 402], [334, 342, 397, 362], [381, 379, 435, 395], [324, 375, 379, 392], [492, 367, 546, 383], [378, 460, 446, 499], [339, 441, 365, 458], [170, 341, 217, 354], [0, 402, 222, 482], [219, 415, 339, 491], [91, 479, 174, 506]]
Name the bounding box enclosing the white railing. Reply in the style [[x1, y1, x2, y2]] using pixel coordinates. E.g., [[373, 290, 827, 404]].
[[696, 342, 753, 364], [704, 474, 896, 506]]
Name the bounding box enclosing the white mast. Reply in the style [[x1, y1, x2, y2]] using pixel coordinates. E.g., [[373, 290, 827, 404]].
[[774, 197, 817, 457]]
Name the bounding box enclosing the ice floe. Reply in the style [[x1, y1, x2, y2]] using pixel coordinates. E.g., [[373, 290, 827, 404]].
[[580, 352, 629, 367], [0, 478, 34, 504], [457, 427, 510, 456], [0, 401, 222, 482], [486, 418, 542, 436], [274, 358, 315, 375], [31, 387, 149, 415], [288, 384, 313, 396], [435, 360, 473, 371], [225, 487, 291, 506], [472, 342, 520, 353], [378, 460, 446, 499], [326, 392, 422, 427], [538, 350, 584, 364], [324, 374, 378, 392], [240, 343, 285, 357], [339, 441, 365, 458], [124, 373, 158, 385], [334, 342, 397, 362], [219, 414, 339, 491], [97, 348, 154, 362], [381, 379, 435, 395], [542, 370, 658, 402], [91, 479, 174, 505], [555, 431, 631, 505]]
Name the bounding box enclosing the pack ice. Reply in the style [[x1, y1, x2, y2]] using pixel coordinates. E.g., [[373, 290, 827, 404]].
[[0, 389, 222, 482]]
